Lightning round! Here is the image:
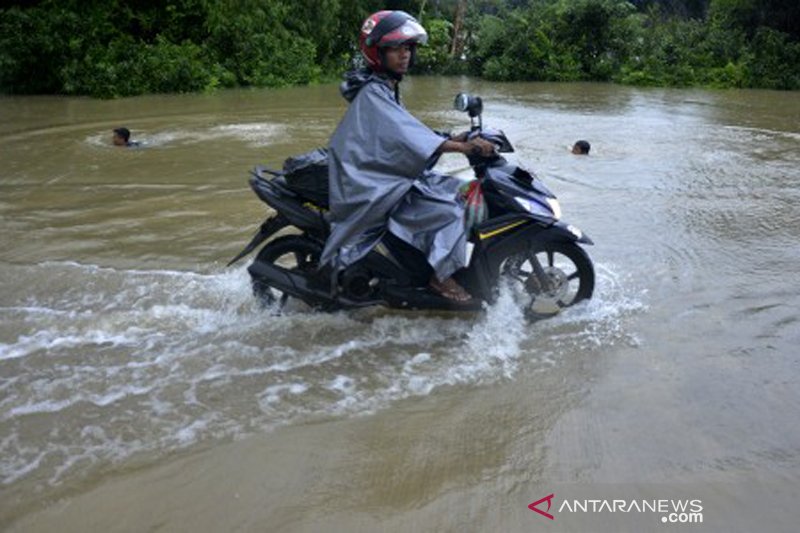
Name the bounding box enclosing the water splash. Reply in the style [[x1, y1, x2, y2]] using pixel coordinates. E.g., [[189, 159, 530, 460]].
[[83, 122, 285, 149], [0, 259, 641, 489]]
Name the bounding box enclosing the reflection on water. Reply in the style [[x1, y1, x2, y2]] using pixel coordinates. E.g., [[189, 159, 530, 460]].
[[1, 79, 799, 530]]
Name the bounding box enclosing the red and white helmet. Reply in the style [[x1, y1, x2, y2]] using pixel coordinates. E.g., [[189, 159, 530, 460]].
[[359, 10, 428, 71]]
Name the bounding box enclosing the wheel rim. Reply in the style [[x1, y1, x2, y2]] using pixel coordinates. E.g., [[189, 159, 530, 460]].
[[500, 245, 589, 317]]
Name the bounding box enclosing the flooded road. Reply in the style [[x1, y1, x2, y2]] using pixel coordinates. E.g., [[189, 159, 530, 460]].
[[1, 78, 799, 532]]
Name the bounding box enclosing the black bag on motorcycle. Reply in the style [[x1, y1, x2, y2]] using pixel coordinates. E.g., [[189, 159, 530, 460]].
[[283, 148, 330, 207]]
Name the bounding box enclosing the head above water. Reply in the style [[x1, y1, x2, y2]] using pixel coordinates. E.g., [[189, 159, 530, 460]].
[[112, 127, 131, 146], [572, 140, 591, 155], [359, 10, 428, 80]]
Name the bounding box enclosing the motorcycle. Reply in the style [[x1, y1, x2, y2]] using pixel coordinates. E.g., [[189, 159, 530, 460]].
[[228, 93, 594, 319]]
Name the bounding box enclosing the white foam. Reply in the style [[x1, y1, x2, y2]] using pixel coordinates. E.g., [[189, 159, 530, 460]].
[[1, 450, 48, 486], [406, 375, 435, 395], [174, 418, 214, 446], [0, 328, 143, 361], [464, 281, 528, 377], [3, 384, 153, 420], [1, 258, 644, 490], [258, 383, 310, 409], [210, 123, 284, 146], [84, 122, 285, 149], [722, 125, 800, 142], [4, 399, 75, 419], [327, 375, 356, 395], [403, 352, 432, 371]]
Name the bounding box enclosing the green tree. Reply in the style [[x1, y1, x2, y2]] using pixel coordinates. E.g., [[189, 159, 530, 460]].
[[2, 0, 799, 96], [416, 17, 454, 72]]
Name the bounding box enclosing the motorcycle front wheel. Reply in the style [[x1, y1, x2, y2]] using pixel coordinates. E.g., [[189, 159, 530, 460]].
[[499, 241, 594, 319]]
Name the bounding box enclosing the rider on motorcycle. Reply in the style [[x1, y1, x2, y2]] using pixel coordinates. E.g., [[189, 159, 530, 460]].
[[319, 10, 494, 302]]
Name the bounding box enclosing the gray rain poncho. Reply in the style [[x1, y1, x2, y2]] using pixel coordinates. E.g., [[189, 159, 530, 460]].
[[320, 68, 468, 282]]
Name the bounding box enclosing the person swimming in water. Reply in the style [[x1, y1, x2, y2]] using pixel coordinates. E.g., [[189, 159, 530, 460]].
[[571, 140, 590, 155], [112, 127, 140, 147]]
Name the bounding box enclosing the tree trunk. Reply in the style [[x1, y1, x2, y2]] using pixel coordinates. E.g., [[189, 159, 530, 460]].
[[449, 0, 467, 58]]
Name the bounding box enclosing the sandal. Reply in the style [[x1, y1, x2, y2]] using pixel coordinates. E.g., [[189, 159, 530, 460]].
[[429, 276, 472, 303]]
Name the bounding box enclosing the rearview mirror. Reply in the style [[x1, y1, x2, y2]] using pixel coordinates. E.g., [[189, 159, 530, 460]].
[[453, 93, 483, 117]]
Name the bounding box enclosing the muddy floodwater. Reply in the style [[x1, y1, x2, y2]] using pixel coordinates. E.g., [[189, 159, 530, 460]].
[[1, 78, 799, 532]]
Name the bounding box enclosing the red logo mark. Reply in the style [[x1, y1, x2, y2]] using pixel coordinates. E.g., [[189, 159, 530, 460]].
[[529, 493, 555, 520]]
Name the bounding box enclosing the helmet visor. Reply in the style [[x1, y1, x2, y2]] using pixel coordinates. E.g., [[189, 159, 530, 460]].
[[378, 19, 429, 47]]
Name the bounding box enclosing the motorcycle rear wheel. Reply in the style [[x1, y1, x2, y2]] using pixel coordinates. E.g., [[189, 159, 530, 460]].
[[250, 235, 323, 311], [499, 241, 594, 319]]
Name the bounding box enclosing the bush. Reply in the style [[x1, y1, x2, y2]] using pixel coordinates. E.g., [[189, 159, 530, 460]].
[[415, 17, 453, 73], [0, 5, 83, 94], [469, 0, 637, 83], [203, 2, 321, 87], [745, 27, 800, 89], [60, 37, 217, 98], [0, 0, 322, 98], [2, 0, 799, 96]]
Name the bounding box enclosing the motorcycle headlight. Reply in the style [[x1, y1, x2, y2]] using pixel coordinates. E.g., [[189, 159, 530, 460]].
[[515, 196, 561, 219], [514, 196, 534, 213], [545, 197, 562, 220]]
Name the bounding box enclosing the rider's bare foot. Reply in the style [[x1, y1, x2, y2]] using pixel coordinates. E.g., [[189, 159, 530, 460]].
[[429, 276, 472, 302]]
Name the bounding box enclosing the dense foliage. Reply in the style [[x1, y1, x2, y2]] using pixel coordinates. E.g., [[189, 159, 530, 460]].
[[461, 0, 800, 89], [1, 0, 798, 97]]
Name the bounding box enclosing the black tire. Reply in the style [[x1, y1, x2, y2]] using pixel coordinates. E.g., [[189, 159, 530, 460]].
[[250, 235, 323, 310], [498, 241, 594, 319]]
